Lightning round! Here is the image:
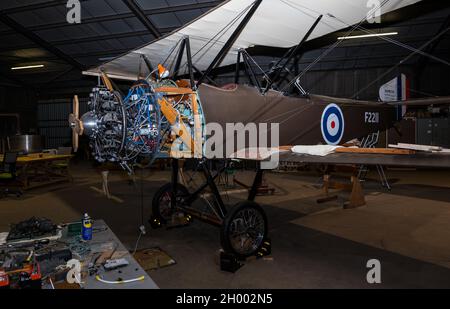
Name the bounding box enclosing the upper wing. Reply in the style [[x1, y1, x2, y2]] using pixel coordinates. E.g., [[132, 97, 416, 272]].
[[83, 0, 422, 81]]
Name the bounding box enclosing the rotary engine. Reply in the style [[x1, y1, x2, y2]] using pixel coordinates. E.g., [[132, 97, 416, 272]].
[[70, 79, 205, 171], [82, 86, 126, 163]]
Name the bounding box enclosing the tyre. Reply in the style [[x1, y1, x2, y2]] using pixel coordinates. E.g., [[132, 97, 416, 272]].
[[220, 201, 268, 258], [152, 183, 189, 224]]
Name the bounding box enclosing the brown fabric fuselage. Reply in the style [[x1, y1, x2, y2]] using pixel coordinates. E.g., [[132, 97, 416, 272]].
[[198, 83, 397, 146]]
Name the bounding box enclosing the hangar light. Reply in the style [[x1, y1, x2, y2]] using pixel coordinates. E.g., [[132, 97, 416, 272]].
[[11, 64, 45, 70], [337, 32, 398, 40]]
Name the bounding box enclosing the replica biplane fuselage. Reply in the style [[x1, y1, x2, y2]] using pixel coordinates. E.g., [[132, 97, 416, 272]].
[[68, 0, 449, 260]]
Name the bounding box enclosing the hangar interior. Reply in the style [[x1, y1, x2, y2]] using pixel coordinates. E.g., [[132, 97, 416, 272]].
[[0, 0, 450, 289]]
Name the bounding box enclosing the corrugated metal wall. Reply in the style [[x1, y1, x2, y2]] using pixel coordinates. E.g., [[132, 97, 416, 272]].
[[417, 118, 450, 148], [37, 97, 88, 149], [217, 66, 404, 100], [0, 85, 37, 134]]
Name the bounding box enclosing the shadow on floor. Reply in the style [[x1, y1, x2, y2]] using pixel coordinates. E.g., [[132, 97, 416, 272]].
[[49, 178, 450, 288]]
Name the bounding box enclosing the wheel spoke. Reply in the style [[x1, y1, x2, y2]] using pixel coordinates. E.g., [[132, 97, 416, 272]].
[[227, 206, 265, 256], [155, 186, 188, 221]]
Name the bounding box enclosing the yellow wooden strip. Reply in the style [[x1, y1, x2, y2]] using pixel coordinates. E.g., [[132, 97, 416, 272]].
[[101, 72, 114, 92], [191, 93, 202, 158], [0, 154, 73, 163], [335, 147, 415, 155], [154, 87, 195, 95], [157, 97, 193, 153]]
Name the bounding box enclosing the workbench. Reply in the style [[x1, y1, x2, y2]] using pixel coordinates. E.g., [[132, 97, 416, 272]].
[[47, 220, 158, 289], [1, 219, 159, 289], [0, 153, 73, 190], [63, 220, 158, 289]]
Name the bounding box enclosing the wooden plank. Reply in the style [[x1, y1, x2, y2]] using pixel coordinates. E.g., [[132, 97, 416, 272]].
[[154, 87, 195, 95], [388, 143, 442, 152], [278, 145, 293, 151], [101, 72, 114, 92], [335, 147, 415, 155]]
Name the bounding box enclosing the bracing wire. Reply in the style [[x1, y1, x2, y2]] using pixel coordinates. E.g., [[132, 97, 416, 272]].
[[246, 0, 393, 141], [279, 0, 450, 98], [328, 15, 450, 67], [277, 0, 392, 93], [170, 1, 257, 77], [351, 25, 450, 99]]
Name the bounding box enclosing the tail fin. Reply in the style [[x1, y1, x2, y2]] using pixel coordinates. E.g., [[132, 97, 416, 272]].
[[379, 74, 410, 120]]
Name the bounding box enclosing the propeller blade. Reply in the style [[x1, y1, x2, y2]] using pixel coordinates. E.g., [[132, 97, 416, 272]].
[[74, 95, 79, 118], [73, 130, 79, 153], [69, 95, 82, 152]]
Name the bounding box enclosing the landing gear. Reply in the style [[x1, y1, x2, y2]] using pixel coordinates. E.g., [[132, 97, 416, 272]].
[[220, 201, 267, 258], [150, 159, 270, 266], [151, 183, 189, 224]]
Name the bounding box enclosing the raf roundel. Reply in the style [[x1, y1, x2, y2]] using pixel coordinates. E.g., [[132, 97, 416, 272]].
[[321, 103, 345, 145]]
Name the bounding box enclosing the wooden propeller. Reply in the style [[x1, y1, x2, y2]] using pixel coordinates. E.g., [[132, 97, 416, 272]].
[[68, 95, 83, 152]]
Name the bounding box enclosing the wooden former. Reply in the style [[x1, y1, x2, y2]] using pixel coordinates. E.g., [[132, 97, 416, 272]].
[[157, 97, 194, 156], [154, 86, 195, 95], [156, 87, 203, 159]]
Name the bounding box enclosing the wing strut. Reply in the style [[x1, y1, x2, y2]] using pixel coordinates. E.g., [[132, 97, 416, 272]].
[[171, 36, 196, 89], [263, 14, 323, 94], [196, 0, 263, 87]]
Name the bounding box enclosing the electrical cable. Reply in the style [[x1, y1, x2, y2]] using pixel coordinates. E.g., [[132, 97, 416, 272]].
[[132, 230, 143, 256], [95, 275, 145, 284], [131, 167, 145, 256]]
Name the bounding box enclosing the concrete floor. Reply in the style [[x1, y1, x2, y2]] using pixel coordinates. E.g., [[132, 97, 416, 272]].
[[1, 162, 450, 288]]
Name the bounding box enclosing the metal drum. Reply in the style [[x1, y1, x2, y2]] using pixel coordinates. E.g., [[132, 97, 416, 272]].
[[7, 135, 44, 154]]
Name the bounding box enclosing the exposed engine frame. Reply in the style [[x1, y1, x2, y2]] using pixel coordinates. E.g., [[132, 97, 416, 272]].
[[69, 2, 270, 261]]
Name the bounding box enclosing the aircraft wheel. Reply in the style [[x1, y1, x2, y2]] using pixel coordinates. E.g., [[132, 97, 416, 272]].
[[151, 183, 189, 224], [220, 201, 268, 258]]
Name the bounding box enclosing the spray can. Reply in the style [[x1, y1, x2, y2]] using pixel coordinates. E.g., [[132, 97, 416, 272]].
[[81, 213, 92, 241]]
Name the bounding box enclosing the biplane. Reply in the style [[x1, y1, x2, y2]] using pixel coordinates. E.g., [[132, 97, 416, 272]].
[[69, 0, 450, 258]]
